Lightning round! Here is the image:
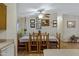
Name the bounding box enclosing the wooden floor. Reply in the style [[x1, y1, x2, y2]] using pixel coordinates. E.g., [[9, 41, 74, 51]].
[[60, 41, 79, 49], [18, 50, 43, 56], [18, 41, 79, 56]]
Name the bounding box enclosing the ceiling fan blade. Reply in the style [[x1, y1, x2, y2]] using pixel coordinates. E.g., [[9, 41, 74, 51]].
[[26, 8, 38, 12], [28, 12, 39, 16]]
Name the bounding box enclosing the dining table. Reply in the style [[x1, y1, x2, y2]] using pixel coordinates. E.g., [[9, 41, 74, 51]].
[[18, 35, 59, 50], [19, 35, 58, 42]]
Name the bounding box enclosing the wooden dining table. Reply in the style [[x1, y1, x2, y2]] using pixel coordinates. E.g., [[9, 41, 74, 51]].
[[19, 35, 58, 42], [18, 35, 59, 51]]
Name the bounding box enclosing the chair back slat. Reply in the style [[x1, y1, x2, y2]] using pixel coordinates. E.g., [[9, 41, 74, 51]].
[[28, 31, 50, 53]]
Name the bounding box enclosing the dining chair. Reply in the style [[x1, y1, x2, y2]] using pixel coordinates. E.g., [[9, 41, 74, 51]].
[[39, 32, 50, 53], [17, 33, 27, 51], [56, 33, 61, 49], [28, 32, 39, 54]]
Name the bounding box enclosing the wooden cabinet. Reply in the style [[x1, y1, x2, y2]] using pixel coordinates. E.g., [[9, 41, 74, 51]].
[[0, 3, 6, 30]]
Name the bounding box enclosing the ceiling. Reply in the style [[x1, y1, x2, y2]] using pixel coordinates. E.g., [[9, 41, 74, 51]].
[[16, 3, 79, 17]]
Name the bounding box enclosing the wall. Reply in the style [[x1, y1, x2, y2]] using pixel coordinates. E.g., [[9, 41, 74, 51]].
[[0, 3, 17, 40], [57, 14, 64, 40], [17, 11, 79, 42], [63, 14, 79, 42], [18, 12, 58, 36], [0, 3, 17, 55]]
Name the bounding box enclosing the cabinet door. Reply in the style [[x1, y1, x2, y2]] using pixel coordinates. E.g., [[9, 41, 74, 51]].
[[1, 44, 14, 56], [0, 3, 6, 30]]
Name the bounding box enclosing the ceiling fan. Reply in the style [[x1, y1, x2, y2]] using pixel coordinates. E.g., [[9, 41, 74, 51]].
[[27, 8, 51, 19], [27, 7, 52, 16]]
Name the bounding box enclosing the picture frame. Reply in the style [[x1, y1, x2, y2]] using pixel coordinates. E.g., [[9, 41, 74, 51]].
[[30, 19, 35, 28], [53, 20, 57, 27], [36, 18, 41, 29], [36, 23, 41, 29], [41, 19, 49, 26], [67, 21, 76, 28]]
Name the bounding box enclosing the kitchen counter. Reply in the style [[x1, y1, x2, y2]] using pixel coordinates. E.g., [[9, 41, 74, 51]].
[[0, 39, 14, 49], [43, 49, 79, 56], [0, 39, 14, 56]]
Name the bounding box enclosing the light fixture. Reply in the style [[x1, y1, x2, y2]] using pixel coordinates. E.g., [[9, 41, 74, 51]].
[[68, 22, 73, 25], [38, 13, 43, 19], [38, 9, 44, 19]]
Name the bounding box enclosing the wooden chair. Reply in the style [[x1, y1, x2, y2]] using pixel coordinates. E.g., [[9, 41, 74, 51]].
[[17, 34, 27, 51], [17, 34, 19, 52], [39, 32, 50, 53], [28, 32, 39, 54], [56, 33, 61, 49]]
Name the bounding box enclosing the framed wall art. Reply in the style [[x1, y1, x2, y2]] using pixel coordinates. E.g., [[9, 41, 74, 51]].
[[41, 19, 49, 26], [36, 23, 41, 29], [67, 21, 76, 28], [53, 20, 57, 27], [30, 19, 35, 28], [36, 18, 41, 29]]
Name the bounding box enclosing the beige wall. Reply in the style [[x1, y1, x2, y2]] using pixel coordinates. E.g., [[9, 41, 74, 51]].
[[63, 14, 79, 42], [0, 3, 17, 55], [18, 13, 57, 36], [57, 15, 64, 41], [0, 3, 17, 40]]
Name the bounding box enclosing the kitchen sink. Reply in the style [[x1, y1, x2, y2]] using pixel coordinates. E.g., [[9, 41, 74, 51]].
[[0, 39, 6, 43]]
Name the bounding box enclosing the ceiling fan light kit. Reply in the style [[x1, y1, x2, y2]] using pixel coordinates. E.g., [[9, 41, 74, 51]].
[[38, 13, 43, 19]]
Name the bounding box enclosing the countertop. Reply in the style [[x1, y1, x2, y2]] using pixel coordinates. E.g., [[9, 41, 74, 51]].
[[43, 49, 79, 56], [0, 39, 14, 49]]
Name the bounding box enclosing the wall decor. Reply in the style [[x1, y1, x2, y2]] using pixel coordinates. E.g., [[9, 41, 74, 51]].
[[53, 20, 57, 27], [67, 21, 76, 28], [30, 19, 35, 28], [41, 19, 49, 26], [36, 23, 41, 29], [36, 18, 41, 29]]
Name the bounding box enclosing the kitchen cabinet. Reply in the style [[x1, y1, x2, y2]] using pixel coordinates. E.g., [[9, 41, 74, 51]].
[[0, 43, 14, 56], [0, 3, 6, 30]]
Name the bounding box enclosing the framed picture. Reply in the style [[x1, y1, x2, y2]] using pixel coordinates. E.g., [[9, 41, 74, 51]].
[[41, 19, 49, 26], [53, 20, 57, 27], [67, 21, 76, 28], [36, 18, 41, 29], [36, 23, 41, 29], [30, 19, 35, 28]]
